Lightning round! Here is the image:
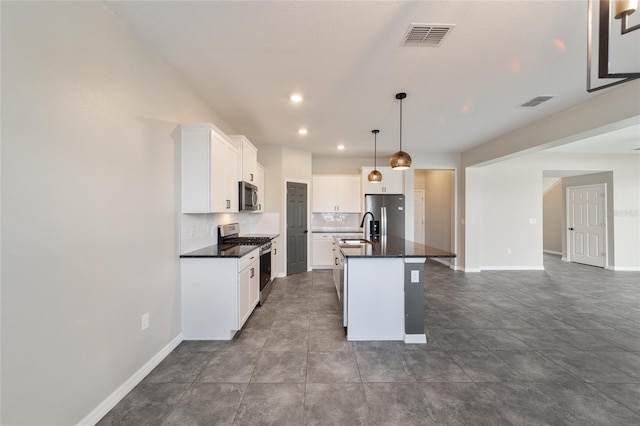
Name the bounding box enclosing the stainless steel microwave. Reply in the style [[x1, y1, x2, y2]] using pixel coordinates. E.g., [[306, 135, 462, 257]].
[[239, 181, 259, 211]]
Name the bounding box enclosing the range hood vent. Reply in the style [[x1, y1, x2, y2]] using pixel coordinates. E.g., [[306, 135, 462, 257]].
[[402, 24, 454, 47], [521, 96, 554, 107]]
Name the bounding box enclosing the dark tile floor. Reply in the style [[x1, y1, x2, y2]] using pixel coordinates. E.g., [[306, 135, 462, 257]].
[[99, 255, 640, 425]]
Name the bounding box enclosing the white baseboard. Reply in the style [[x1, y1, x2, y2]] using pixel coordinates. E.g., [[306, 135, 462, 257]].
[[78, 333, 183, 426], [543, 250, 562, 256], [612, 266, 640, 271], [480, 266, 545, 271], [404, 334, 427, 344], [431, 258, 451, 267], [461, 267, 481, 272], [561, 257, 569, 262]]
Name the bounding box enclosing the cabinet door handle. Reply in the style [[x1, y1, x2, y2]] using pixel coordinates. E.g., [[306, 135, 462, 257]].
[[274, 248, 277, 255], [250, 267, 254, 278], [250, 173, 254, 181], [335, 257, 338, 265]]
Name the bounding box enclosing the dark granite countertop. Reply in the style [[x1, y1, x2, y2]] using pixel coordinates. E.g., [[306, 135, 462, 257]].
[[180, 244, 259, 258], [244, 233, 280, 239], [340, 236, 456, 259], [312, 229, 362, 233], [180, 234, 279, 258]]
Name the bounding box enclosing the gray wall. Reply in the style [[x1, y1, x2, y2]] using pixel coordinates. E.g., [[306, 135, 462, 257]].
[[543, 180, 563, 253], [414, 170, 454, 252], [1, 2, 231, 424]]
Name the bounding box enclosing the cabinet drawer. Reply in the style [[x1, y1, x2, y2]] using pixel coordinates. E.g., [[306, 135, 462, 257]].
[[239, 248, 260, 271]]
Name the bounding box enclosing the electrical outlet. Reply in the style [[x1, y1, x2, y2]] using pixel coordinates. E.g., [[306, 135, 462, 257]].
[[141, 313, 149, 331], [411, 270, 420, 283]]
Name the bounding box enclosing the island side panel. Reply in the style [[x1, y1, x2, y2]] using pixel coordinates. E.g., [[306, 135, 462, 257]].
[[346, 257, 404, 341], [404, 258, 427, 344]]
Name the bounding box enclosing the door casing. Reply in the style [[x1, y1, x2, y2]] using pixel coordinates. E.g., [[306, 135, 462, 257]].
[[284, 179, 310, 275]]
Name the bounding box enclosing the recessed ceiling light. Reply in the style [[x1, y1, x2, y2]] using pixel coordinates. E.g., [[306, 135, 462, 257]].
[[337, 145, 345, 150], [298, 128, 308, 135], [290, 94, 303, 103]]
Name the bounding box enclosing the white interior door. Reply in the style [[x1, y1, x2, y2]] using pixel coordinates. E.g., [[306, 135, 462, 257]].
[[568, 184, 606, 267], [413, 190, 425, 244]]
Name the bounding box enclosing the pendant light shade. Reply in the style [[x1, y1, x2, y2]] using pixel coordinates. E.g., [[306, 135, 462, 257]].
[[367, 129, 383, 183], [390, 92, 412, 170]]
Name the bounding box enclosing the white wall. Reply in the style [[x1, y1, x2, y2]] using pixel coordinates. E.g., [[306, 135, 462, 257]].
[[470, 159, 544, 270], [1, 2, 231, 424], [459, 81, 640, 271], [312, 156, 371, 174], [466, 153, 640, 271]]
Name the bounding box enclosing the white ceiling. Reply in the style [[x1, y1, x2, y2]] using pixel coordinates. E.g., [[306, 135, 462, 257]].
[[106, 0, 636, 159]]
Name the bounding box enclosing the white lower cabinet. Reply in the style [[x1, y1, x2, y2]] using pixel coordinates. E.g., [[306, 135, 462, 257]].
[[182, 248, 260, 340], [312, 233, 334, 268], [313, 232, 362, 269], [239, 251, 260, 328]]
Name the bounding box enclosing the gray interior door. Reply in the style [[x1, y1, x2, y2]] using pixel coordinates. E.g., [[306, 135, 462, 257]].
[[287, 182, 308, 275]]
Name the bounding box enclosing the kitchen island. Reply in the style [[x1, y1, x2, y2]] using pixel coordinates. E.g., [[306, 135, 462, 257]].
[[337, 236, 455, 344]]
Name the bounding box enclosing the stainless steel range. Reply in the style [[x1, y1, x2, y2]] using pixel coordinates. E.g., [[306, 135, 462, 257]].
[[219, 223, 273, 304]]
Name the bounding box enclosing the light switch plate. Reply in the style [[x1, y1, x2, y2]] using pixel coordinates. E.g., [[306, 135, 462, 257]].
[[141, 313, 149, 331], [411, 270, 420, 283]]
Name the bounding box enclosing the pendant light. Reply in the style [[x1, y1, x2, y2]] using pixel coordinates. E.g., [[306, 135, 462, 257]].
[[390, 92, 412, 170], [368, 130, 383, 183]]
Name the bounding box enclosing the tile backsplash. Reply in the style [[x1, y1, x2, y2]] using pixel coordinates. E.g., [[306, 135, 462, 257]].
[[311, 212, 361, 232], [180, 212, 280, 254]]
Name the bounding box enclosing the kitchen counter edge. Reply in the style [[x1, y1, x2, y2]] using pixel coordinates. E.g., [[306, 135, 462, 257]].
[[180, 234, 279, 258], [340, 236, 456, 259]]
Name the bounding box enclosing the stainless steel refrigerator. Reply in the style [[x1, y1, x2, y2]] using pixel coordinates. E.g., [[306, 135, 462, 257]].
[[364, 194, 405, 239]]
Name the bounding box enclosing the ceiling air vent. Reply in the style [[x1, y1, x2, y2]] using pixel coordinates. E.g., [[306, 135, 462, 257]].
[[402, 24, 454, 47], [521, 96, 554, 107]]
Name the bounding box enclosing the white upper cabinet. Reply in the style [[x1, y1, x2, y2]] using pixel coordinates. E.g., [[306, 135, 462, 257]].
[[181, 123, 238, 213], [312, 175, 361, 213], [361, 167, 404, 195], [230, 135, 258, 184], [255, 163, 265, 212]]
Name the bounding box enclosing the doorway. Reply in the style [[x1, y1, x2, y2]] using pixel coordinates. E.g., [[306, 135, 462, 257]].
[[286, 181, 308, 275], [413, 190, 425, 244], [567, 184, 606, 267], [413, 170, 455, 257]]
